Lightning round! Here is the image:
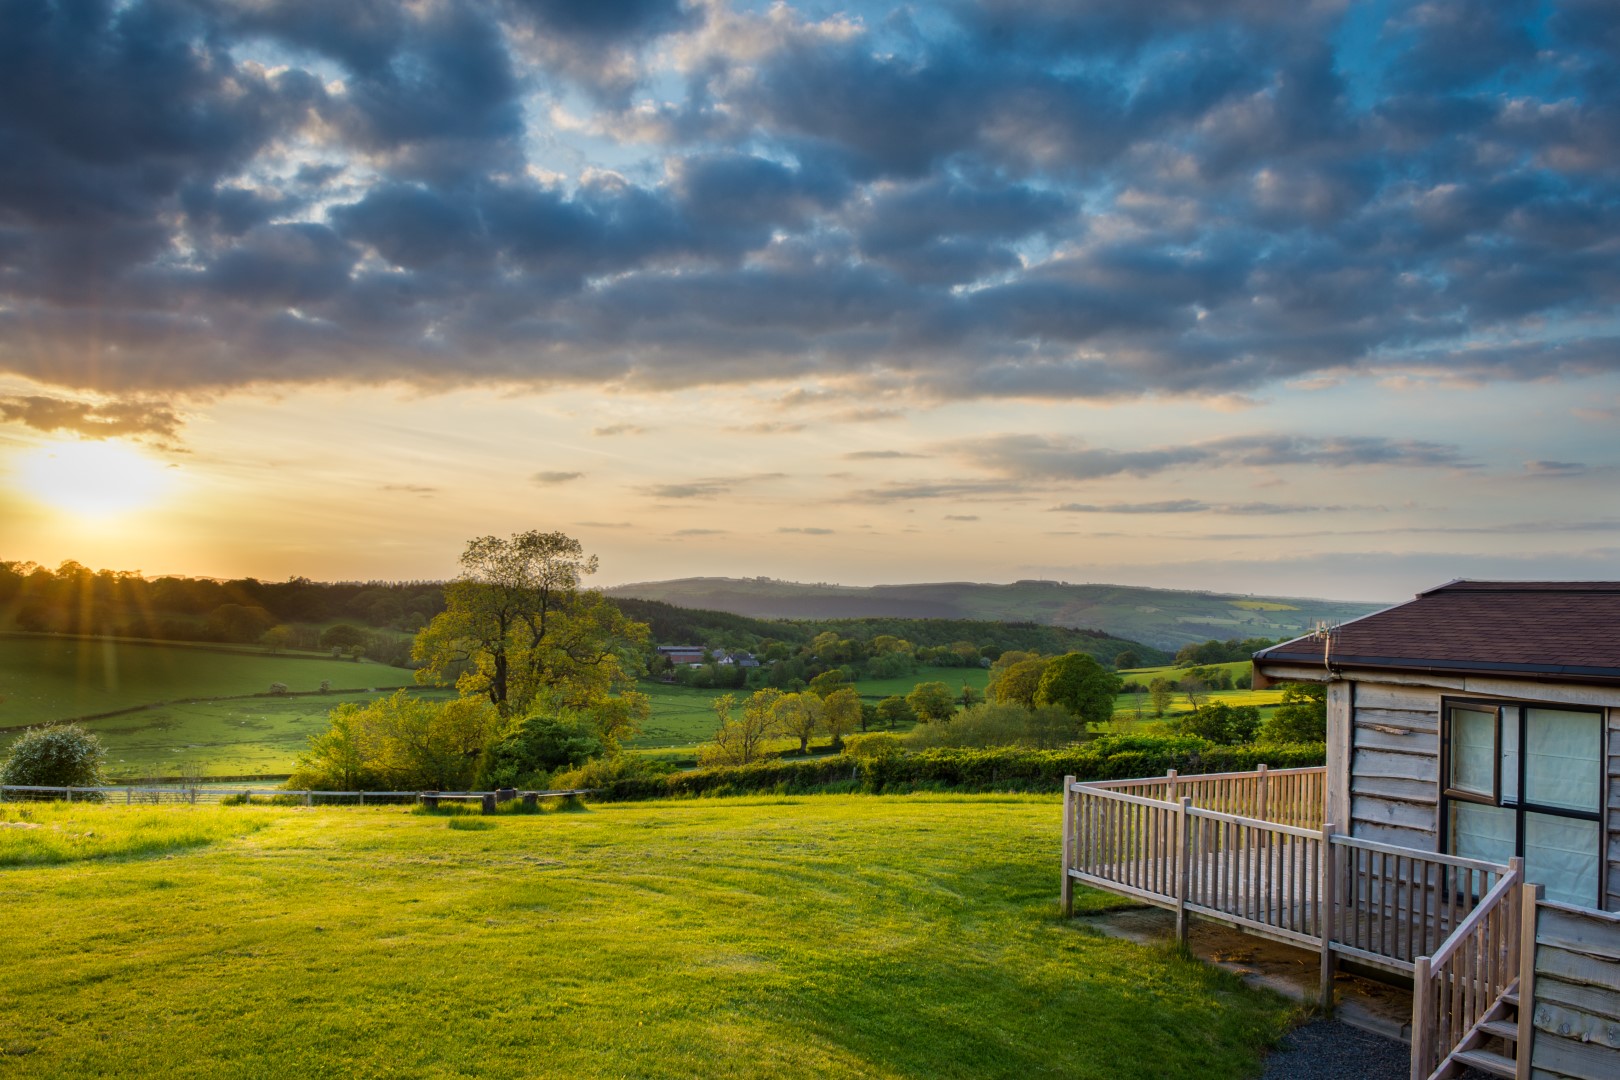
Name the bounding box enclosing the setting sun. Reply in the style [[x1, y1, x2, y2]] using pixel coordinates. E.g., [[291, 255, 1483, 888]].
[[14, 440, 174, 518]]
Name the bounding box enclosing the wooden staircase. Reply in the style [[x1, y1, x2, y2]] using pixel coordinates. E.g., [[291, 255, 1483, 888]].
[[1435, 987, 1521, 1079]]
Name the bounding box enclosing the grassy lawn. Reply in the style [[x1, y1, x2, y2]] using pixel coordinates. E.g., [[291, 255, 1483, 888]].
[[0, 795, 1296, 1078]]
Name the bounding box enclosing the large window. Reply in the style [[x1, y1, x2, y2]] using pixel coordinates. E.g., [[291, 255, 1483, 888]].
[[1443, 700, 1605, 908]]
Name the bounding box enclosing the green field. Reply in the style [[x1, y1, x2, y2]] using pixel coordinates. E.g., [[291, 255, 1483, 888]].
[[0, 795, 1296, 1077], [0, 635, 418, 723], [0, 635, 426, 779]]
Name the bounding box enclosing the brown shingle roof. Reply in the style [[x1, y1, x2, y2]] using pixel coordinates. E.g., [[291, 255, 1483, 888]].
[[1254, 580, 1620, 682]]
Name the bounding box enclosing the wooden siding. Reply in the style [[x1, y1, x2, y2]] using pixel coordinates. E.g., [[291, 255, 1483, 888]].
[[1529, 902, 1620, 1080], [1348, 681, 1440, 851], [1608, 708, 1619, 914]]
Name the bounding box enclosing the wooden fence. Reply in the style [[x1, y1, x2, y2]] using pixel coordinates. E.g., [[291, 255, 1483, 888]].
[[1410, 858, 1524, 1080], [1062, 768, 1515, 1010]]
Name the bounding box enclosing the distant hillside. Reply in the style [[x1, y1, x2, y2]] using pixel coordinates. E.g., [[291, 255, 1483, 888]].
[[608, 596, 1171, 666], [604, 578, 1385, 651]]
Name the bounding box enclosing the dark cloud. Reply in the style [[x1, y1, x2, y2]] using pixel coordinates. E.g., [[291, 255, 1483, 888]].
[[778, 526, 834, 534], [958, 433, 1474, 482], [0, 0, 1614, 409], [844, 450, 924, 460], [944, 514, 979, 521], [0, 394, 182, 443], [593, 424, 647, 436], [672, 527, 725, 536], [1523, 460, 1591, 478], [532, 470, 584, 484], [1051, 500, 1355, 515], [382, 483, 437, 495], [641, 481, 730, 499]]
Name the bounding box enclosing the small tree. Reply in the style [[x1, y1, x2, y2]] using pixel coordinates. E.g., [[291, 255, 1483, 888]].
[[1113, 650, 1141, 670], [822, 687, 862, 751], [261, 625, 294, 654], [319, 623, 369, 651], [0, 724, 106, 787], [1148, 678, 1174, 717], [875, 695, 914, 730], [906, 681, 957, 723], [773, 691, 825, 755], [707, 690, 780, 766], [1260, 682, 1327, 742], [1180, 702, 1261, 744], [1177, 676, 1209, 710]]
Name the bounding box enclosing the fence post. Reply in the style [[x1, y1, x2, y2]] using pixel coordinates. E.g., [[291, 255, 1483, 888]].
[[1256, 763, 1268, 822], [1166, 768, 1178, 804], [1176, 796, 1192, 944], [1319, 822, 1337, 1012], [1411, 955, 1432, 1080], [1515, 881, 1541, 1080], [303, 790, 312, 807], [66, 787, 73, 803], [1061, 775, 1076, 917]]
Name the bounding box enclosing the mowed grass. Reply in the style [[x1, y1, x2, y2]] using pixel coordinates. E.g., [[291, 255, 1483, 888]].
[[0, 801, 279, 866], [0, 795, 1296, 1078]]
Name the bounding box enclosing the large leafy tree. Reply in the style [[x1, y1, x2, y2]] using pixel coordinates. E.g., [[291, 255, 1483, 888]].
[[413, 531, 649, 717], [1034, 652, 1121, 727]]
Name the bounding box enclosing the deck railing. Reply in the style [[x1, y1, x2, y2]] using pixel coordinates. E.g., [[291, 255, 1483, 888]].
[[1410, 858, 1524, 1080], [1062, 767, 1515, 1009]]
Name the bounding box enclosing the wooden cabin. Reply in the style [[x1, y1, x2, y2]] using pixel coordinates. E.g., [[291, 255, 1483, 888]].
[[1061, 581, 1620, 1080]]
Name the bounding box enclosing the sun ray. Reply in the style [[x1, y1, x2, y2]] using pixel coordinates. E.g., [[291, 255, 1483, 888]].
[[13, 440, 176, 519]]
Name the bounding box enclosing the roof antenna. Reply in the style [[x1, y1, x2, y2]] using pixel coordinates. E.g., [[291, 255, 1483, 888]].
[[1311, 620, 1339, 673]]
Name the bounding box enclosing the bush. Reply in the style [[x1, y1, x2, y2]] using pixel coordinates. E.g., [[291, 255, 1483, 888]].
[[1178, 702, 1261, 744], [902, 703, 1087, 750], [1260, 682, 1326, 742], [580, 735, 1326, 801], [842, 732, 903, 761], [0, 724, 107, 788], [550, 753, 675, 794], [478, 712, 602, 790]]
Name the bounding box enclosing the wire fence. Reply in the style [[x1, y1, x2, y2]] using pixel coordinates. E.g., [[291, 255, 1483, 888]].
[[0, 785, 593, 808]]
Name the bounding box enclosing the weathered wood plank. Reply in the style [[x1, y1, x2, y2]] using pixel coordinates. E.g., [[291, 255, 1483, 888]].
[[1352, 725, 1439, 755], [1353, 706, 1438, 731], [1462, 677, 1620, 708], [1536, 943, 1620, 991], [1535, 976, 1620, 1026], [1350, 775, 1437, 803], [1533, 1001, 1620, 1048], [1326, 681, 1351, 839], [1351, 794, 1436, 832], [1350, 819, 1434, 848], [1530, 1028, 1620, 1080], [1353, 747, 1439, 782], [1354, 682, 1445, 711], [1537, 907, 1620, 961]]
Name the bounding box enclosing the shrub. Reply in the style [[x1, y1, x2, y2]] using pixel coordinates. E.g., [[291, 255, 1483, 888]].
[[1, 724, 107, 788], [902, 703, 1087, 750], [550, 753, 674, 794], [581, 735, 1325, 801], [1178, 702, 1261, 744], [268, 682, 289, 696], [479, 712, 602, 790], [1260, 682, 1326, 742], [842, 732, 903, 761]]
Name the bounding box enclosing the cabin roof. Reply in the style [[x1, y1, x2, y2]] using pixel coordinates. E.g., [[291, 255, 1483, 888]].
[[1254, 580, 1620, 683]]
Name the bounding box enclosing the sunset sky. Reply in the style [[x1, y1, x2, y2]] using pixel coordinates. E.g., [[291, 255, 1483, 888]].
[[1, 0, 1617, 601]]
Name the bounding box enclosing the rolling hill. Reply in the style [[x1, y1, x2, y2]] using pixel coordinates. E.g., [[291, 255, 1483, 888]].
[[604, 578, 1385, 651]]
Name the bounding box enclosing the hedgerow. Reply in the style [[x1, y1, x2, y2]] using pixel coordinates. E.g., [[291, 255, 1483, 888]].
[[593, 735, 1324, 801]]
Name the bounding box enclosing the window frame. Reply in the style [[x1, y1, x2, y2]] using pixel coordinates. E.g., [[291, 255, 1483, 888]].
[[1439, 696, 1607, 909]]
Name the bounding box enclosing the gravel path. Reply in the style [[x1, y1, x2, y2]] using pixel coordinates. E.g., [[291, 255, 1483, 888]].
[[1260, 1019, 1409, 1079]]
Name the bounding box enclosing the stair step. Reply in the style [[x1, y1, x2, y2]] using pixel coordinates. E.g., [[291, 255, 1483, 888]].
[[1501, 990, 1520, 1007], [1452, 1048, 1516, 1078], [1479, 1020, 1518, 1042]]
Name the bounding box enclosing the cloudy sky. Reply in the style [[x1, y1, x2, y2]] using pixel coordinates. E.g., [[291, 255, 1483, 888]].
[[1, 0, 1617, 601]]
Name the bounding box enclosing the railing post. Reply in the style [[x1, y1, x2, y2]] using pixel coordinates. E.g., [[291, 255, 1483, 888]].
[[1166, 768, 1178, 805], [1320, 823, 1337, 1012], [1061, 775, 1076, 917], [1175, 796, 1192, 944], [303, 790, 312, 807], [1516, 881, 1542, 1080], [1411, 955, 1433, 1080], [1256, 763, 1268, 822]]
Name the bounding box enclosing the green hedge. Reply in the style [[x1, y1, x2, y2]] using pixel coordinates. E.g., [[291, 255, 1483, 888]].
[[593, 735, 1325, 801]]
